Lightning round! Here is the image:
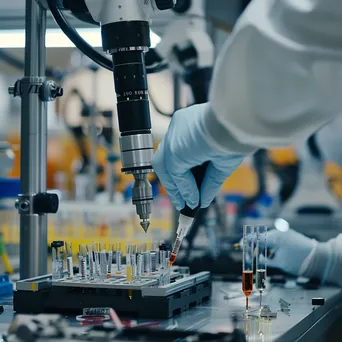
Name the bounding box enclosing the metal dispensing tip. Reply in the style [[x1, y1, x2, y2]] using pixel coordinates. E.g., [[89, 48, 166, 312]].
[[140, 219, 150, 233]]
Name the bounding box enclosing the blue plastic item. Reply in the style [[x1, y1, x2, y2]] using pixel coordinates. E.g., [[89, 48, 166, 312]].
[[0, 274, 13, 297], [0, 178, 20, 199]]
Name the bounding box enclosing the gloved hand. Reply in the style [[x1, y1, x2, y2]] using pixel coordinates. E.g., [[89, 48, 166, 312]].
[[266, 229, 317, 276], [152, 103, 245, 211]]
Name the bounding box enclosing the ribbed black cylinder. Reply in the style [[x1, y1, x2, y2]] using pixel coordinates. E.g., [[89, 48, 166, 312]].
[[101, 21, 150, 51], [112, 51, 151, 134]]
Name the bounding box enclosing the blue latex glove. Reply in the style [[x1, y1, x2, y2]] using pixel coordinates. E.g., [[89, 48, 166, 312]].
[[152, 103, 245, 211], [266, 229, 317, 276]]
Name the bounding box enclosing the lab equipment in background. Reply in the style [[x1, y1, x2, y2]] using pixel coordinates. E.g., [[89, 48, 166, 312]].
[[78, 245, 87, 280], [65, 242, 73, 279], [0, 274, 13, 298], [278, 136, 342, 241], [52, 241, 64, 280], [0, 234, 14, 275], [242, 225, 254, 314], [0, 142, 15, 178], [256, 226, 267, 309]]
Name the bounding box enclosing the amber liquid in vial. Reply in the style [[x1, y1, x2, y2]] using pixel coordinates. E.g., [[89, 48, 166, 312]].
[[169, 253, 177, 266], [242, 271, 253, 297]]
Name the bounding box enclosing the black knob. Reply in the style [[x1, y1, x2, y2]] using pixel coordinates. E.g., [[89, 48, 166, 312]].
[[51, 241, 64, 248], [155, 0, 175, 11], [34, 193, 59, 214], [55, 86, 64, 97]]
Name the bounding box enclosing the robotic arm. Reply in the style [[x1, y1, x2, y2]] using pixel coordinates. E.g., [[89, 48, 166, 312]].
[[59, 0, 176, 231], [147, 0, 214, 104]]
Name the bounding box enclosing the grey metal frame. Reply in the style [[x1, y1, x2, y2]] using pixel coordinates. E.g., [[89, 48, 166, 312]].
[[19, 0, 48, 279], [8, 0, 62, 279]]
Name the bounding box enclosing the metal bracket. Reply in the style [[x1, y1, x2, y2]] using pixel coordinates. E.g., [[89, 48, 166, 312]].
[[15, 194, 35, 215], [15, 192, 60, 216], [8, 77, 63, 102]]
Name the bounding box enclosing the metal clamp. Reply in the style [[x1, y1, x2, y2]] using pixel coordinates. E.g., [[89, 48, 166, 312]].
[[8, 77, 63, 102], [15, 192, 59, 215], [40, 80, 63, 101]]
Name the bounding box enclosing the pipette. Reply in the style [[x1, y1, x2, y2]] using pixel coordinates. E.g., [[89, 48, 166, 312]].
[[169, 163, 209, 266]]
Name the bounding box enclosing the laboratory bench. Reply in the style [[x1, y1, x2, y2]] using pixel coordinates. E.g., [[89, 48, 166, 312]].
[[0, 281, 341, 341]]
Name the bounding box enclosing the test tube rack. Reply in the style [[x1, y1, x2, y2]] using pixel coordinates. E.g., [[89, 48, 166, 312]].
[[13, 270, 212, 319]]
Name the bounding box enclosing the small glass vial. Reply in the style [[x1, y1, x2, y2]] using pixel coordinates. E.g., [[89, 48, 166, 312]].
[[52, 241, 64, 280], [93, 242, 101, 279], [78, 244, 87, 280], [116, 242, 122, 273], [150, 242, 158, 272], [65, 242, 73, 279], [99, 243, 108, 280], [136, 244, 144, 281], [130, 244, 137, 281], [107, 243, 114, 279], [87, 244, 95, 280]]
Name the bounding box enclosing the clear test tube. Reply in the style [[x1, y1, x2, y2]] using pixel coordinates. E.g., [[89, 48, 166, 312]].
[[107, 243, 114, 279], [143, 243, 151, 275], [99, 243, 108, 280], [116, 242, 122, 273], [51, 241, 64, 280], [78, 244, 87, 280], [65, 242, 73, 279], [242, 225, 255, 313], [256, 225, 267, 308], [126, 243, 132, 267], [150, 242, 158, 273], [164, 257, 171, 284], [130, 244, 137, 281], [159, 243, 171, 271], [93, 242, 101, 279], [136, 244, 144, 281], [87, 244, 95, 280]]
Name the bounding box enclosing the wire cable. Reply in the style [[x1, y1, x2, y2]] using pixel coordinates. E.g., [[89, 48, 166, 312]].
[[47, 0, 169, 74], [47, 0, 113, 71]]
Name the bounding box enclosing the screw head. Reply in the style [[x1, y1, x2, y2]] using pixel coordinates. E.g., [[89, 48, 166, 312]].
[[8, 86, 15, 95]]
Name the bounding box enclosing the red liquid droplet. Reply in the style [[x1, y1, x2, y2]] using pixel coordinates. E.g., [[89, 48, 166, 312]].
[[169, 253, 177, 266]]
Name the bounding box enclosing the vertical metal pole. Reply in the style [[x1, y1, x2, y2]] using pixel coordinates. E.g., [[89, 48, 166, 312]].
[[19, 0, 47, 279]]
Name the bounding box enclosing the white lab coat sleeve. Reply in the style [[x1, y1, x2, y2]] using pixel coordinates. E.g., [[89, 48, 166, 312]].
[[302, 234, 342, 287], [204, 0, 342, 153]]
